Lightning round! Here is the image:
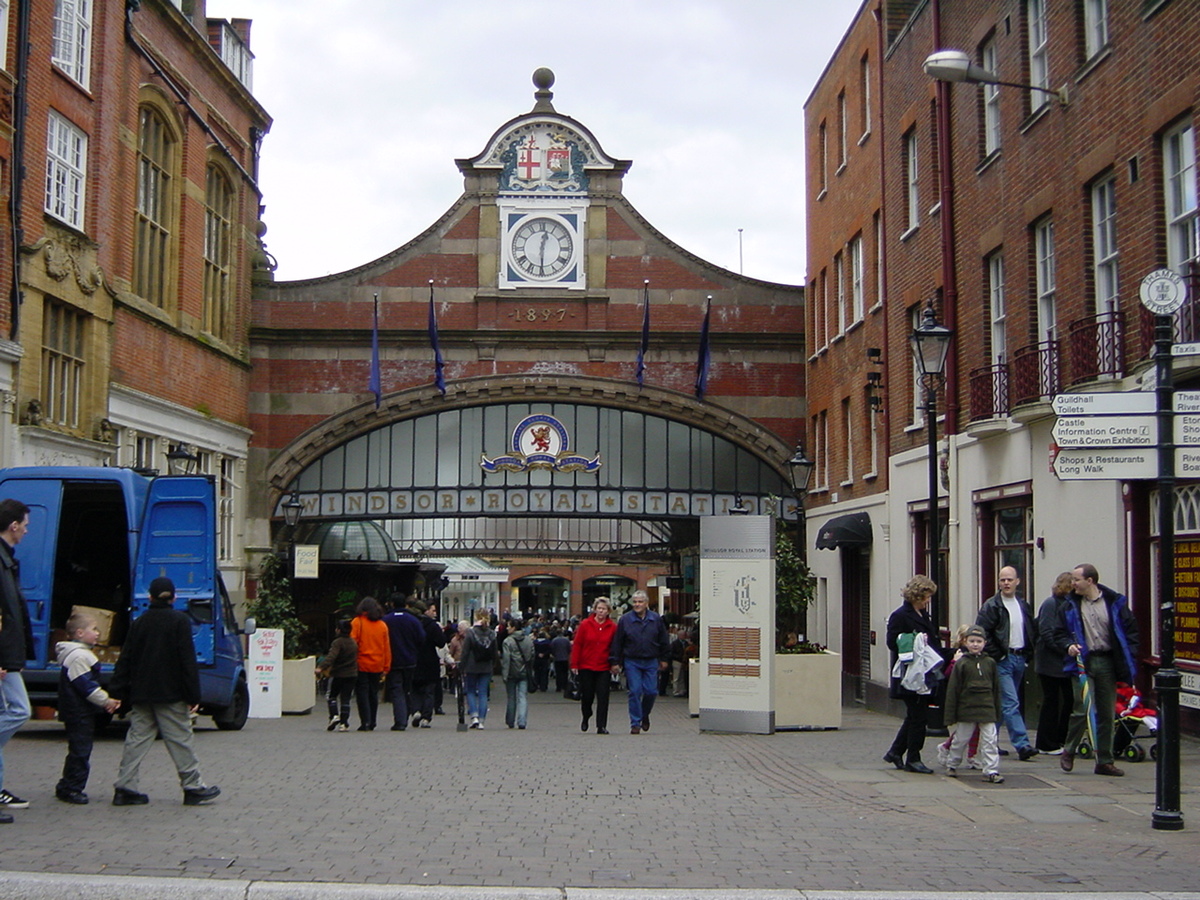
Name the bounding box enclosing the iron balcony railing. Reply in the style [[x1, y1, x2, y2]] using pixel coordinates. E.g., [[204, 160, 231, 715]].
[[1066, 309, 1123, 385], [968, 362, 1009, 421], [1010, 340, 1060, 407]]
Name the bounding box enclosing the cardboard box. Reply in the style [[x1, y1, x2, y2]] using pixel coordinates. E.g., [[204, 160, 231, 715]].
[[93, 645, 122, 665], [69, 606, 117, 645]]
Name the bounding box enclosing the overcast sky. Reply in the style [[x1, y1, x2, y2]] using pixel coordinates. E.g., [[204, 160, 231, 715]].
[[205, 1, 862, 286]]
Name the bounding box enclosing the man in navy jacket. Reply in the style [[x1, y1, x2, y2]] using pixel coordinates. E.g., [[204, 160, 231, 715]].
[[1052, 563, 1139, 776], [610, 591, 669, 734]]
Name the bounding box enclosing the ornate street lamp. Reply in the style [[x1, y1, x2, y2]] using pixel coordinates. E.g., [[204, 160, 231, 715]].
[[165, 443, 199, 476], [909, 303, 953, 620], [281, 492, 304, 530], [788, 443, 815, 496]]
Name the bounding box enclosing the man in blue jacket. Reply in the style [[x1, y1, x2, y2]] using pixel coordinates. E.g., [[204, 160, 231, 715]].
[[0, 499, 34, 822], [1052, 563, 1139, 777], [610, 591, 669, 734], [383, 593, 426, 731]]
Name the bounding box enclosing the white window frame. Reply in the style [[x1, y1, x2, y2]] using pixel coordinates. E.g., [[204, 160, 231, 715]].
[[911, 305, 926, 426], [1092, 177, 1119, 314], [835, 251, 846, 335], [217, 21, 254, 90], [52, 0, 92, 88], [818, 121, 828, 197], [819, 268, 829, 350], [982, 39, 1001, 156], [41, 300, 86, 429], [859, 54, 871, 141], [849, 234, 864, 324], [838, 91, 848, 170], [989, 253, 1006, 363], [905, 130, 919, 233], [819, 411, 829, 490], [1163, 121, 1198, 275], [45, 111, 86, 230], [0, 0, 10, 71], [1084, 0, 1109, 60], [1027, 0, 1049, 113], [841, 398, 854, 486], [1035, 217, 1057, 341], [867, 387, 879, 478], [874, 211, 884, 310]]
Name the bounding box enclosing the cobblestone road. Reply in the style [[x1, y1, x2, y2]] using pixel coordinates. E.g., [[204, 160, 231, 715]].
[[1, 687, 1196, 894]]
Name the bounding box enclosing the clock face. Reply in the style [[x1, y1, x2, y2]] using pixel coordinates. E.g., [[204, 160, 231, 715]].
[[511, 217, 574, 280]]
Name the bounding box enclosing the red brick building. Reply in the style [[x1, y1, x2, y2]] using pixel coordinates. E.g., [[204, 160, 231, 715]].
[[808, 0, 1200, 725], [0, 0, 270, 600], [249, 71, 806, 619]]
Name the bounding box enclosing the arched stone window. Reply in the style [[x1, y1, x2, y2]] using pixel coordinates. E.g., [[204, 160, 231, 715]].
[[204, 162, 236, 341], [133, 105, 177, 308]]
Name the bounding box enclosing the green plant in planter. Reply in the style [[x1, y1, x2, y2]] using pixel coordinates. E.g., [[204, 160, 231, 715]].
[[776, 525, 817, 652], [247, 552, 305, 659]]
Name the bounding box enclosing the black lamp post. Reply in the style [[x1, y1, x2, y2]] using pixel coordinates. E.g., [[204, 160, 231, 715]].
[[910, 304, 953, 618], [788, 443, 816, 497], [281, 491, 304, 577], [166, 443, 199, 476]]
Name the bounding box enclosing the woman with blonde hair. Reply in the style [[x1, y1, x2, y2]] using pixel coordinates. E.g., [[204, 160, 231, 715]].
[[1034, 571, 1076, 754], [883, 575, 945, 773]]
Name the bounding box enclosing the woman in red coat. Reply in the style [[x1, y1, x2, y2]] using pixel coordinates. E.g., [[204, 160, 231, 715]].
[[570, 597, 617, 734]]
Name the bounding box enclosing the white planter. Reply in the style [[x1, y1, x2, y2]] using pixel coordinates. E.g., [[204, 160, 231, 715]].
[[281, 656, 317, 714], [772, 651, 841, 730]]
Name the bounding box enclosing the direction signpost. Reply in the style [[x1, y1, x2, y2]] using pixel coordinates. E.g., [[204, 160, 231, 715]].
[[1048, 269, 1186, 831], [1141, 268, 1185, 832]]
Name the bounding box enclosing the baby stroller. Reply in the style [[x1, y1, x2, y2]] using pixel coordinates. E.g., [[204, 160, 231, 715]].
[[1076, 681, 1159, 762]]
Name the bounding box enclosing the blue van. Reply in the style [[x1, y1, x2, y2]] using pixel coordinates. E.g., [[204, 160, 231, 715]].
[[0, 466, 254, 730]]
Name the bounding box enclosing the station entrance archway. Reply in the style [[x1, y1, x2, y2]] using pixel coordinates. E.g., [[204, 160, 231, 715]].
[[265, 377, 799, 619]]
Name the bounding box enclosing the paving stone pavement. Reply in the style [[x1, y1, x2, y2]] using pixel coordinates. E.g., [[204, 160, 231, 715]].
[[0, 684, 1197, 896]]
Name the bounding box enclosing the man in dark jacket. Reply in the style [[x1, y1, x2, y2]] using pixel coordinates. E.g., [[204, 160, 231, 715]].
[[110, 576, 220, 806], [383, 594, 426, 731], [975, 566, 1039, 760], [409, 599, 445, 727], [1052, 563, 1139, 777], [610, 591, 669, 734], [0, 499, 34, 821]]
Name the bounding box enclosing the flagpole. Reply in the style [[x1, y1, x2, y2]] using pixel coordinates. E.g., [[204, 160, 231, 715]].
[[636, 279, 650, 387], [369, 292, 381, 408], [428, 279, 446, 395], [695, 295, 712, 400]]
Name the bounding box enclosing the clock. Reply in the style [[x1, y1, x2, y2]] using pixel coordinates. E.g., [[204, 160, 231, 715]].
[[511, 217, 574, 280], [499, 204, 586, 290]]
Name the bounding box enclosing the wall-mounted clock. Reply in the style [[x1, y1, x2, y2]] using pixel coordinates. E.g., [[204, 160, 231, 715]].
[[511, 217, 574, 280], [499, 202, 587, 290]]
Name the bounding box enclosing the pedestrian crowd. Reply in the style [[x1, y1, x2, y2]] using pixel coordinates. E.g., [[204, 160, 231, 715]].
[[885, 562, 1140, 784], [317, 590, 696, 736]]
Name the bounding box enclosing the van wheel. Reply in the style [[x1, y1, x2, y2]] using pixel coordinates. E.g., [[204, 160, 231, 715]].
[[213, 680, 249, 731]]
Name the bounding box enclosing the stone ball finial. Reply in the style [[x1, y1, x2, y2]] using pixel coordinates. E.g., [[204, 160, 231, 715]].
[[531, 67, 556, 113]]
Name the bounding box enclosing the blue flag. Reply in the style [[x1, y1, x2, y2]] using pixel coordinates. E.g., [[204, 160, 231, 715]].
[[695, 296, 712, 399], [369, 293, 381, 408], [636, 280, 650, 387], [428, 280, 446, 395]]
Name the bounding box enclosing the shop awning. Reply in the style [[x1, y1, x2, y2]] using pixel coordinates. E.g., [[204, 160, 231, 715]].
[[814, 512, 873, 550]]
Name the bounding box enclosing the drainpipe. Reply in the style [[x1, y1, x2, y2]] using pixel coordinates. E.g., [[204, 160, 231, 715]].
[[873, 3, 890, 465], [7, 0, 32, 340]]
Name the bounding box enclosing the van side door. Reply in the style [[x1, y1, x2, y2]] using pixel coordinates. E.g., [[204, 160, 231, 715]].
[[0, 477, 63, 667], [133, 475, 217, 666]]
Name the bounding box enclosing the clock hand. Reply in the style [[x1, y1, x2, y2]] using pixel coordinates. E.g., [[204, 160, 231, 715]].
[[537, 232, 549, 266]]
